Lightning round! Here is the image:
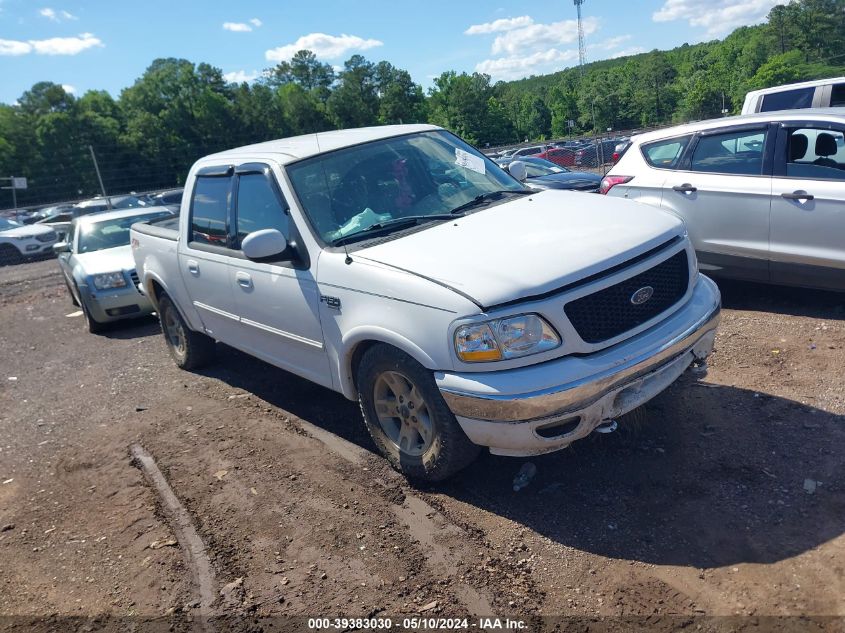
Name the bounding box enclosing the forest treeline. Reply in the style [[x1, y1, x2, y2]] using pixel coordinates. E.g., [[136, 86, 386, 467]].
[[1, 0, 843, 205]]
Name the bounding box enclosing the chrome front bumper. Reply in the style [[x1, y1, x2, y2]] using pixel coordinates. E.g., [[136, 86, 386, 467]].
[[436, 275, 721, 456]]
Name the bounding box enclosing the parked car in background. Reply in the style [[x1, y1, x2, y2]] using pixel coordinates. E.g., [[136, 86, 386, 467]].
[[0, 216, 58, 264], [603, 108, 845, 291], [72, 194, 151, 217], [536, 146, 576, 167], [149, 188, 184, 209], [131, 123, 720, 481], [741, 77, 845, 115], [574, 139, 618, 167], [509, 144, 551, 158], [500, 157, 602, 192], [54, 207, 174, 332]]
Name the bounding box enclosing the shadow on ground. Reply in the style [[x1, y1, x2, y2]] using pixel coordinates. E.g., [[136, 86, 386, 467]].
[[195, 282, 845, 569], [715, 278, 845, 321]]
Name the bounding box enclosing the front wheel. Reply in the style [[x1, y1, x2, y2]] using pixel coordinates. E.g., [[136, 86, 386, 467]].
[[158, 293, 215, 370], [0, 244, 22, 266], [357, 345, 480, 482]]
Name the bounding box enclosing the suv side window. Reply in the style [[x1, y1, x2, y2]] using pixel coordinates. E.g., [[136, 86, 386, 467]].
[[234, 173, 290, 248], [785, 128, 845, 180], [760, 87, 814, 112], [830, 84, 845, 108], [690, 129, 766, 176], [190, 176, 231, 246], [641, 135, 691, 169]]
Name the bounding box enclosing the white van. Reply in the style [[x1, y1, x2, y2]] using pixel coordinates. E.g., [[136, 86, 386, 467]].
[[742, 77, 845, 114]]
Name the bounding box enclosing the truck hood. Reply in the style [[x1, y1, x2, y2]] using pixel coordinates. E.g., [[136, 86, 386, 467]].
[[0, 224, 54, 238], [356, 190, 685, 309], [75, 244, 136, 277]]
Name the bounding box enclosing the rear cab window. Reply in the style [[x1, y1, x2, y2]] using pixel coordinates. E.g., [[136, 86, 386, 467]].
[[641, 135, 692, 169], [190, 176, 231, 246]]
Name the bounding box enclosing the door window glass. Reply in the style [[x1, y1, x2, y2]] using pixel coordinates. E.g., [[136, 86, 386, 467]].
[[785, 128, 845, 180], [190, 176, 231, 246], [641, 135, 691, 169], [760, 87, 814, 112], [235, 173, 290, 248], [690, 130, 766, 175], [830, 84, 845, 107]]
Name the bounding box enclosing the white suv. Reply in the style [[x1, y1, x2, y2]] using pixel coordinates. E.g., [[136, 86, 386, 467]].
[[602, 108, 845, 291]]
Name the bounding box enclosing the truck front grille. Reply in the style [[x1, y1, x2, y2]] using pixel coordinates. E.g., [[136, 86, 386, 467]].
[[564, 250, 689, 344]]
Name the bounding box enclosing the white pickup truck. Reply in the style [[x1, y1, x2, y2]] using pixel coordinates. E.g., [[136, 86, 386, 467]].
[[130, 124, 721, 481]]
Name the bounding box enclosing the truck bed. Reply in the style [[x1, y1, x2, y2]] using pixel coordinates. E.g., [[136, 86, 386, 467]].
[[132, 216, 179, 241]]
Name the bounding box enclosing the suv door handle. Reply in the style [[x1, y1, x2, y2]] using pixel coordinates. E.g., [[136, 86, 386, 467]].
[[235, 271, 252, 288], [186, 260, 199, 275], [781, 190, 814, 201], [672, 184, 697, 193]]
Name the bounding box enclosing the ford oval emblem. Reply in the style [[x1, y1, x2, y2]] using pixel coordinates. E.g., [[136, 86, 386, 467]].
[[630, 286, 654, 305]]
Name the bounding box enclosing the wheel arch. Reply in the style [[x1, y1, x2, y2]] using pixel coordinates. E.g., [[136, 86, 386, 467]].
[[341, 328, 439, 400]]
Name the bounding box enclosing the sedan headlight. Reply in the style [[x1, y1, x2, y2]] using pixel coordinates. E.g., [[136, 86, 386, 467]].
[[455, 314, 560, 362], [92, 272, 128, 290]]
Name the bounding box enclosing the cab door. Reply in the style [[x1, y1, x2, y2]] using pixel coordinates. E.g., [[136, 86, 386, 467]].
[[660, 125, 774, 282], [228, 163, 331, 388], [178, 167, 241, 342], [769, 123, 845, 290]]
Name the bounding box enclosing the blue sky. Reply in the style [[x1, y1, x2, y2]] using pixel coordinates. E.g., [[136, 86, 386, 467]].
[[0, 0, 784, 104]]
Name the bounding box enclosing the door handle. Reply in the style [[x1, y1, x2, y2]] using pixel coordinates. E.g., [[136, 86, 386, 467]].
[[781, 190, 814, 201], [235, 271, 252, 288], [186, 260, 199, 275], [672, 183, 697, 193]]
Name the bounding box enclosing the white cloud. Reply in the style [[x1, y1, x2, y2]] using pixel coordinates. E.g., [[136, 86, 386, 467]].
[[30, 32, 102, 55], [611, 46, 647, 58], [223, 69, 260, 83], [61, 83, 76, 93], [223, 21, 253, 32], [0, 39, 32, 55], [653, 0, 781, 36], [39, 7, 77, 21], [491, 16, 599, 55], [469, 14, 601, 81], [465, 16, 533, 36], [476, 48, 580, 81], [265, 33, 383, 62], [595, 34, 632, 51], [0, 33, 103, 56], [249, 18, 262, 27]]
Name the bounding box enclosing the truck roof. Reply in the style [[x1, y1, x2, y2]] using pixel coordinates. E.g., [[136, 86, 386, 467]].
[[199, 124, 443, 166]]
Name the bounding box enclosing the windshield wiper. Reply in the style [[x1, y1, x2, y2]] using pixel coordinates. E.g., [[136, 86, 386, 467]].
[[448, 189, 532, 216], [332, 214, 455, 247]]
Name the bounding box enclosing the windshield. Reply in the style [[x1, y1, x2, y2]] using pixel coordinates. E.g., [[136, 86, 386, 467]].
[[77, 211, 171, 253], [0, 218, 22, 231], [287, 130, 524, 244]]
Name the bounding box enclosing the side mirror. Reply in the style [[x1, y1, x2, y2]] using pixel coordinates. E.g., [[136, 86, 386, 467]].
[[508, 160, 528, 182], [52, 242, 71, 254], [241, 228, 289, 261]]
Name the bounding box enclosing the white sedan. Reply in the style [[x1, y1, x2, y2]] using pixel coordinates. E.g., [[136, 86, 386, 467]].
[[55, 207, 174, 333]]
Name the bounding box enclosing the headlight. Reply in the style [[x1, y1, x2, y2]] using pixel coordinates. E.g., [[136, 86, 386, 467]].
[[92, 272, 128, 290], [455, 314, 560, 362]]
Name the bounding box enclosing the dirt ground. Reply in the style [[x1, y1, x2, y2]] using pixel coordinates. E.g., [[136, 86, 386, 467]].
[[0, 257, 843, 632]]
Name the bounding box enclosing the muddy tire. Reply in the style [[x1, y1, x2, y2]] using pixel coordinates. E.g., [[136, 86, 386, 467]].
[[357, 344, 480, 482], [158, 293, 215, 370]]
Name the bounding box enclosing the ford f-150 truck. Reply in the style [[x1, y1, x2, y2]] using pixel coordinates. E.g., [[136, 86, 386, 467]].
[[130, 124, 721, 481]]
